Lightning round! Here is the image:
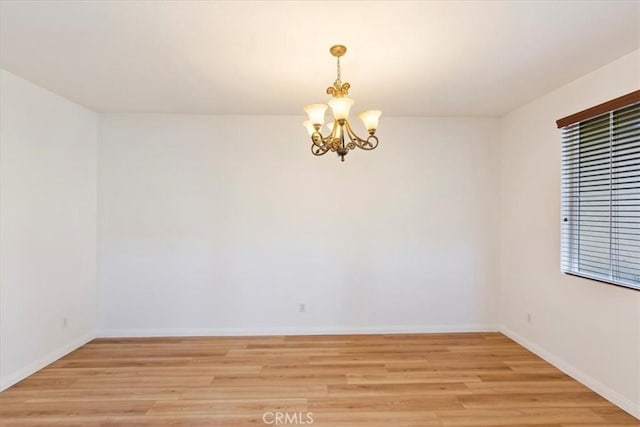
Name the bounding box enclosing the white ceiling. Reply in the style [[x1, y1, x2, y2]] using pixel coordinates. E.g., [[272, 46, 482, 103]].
[[0, 1, 638, 116]]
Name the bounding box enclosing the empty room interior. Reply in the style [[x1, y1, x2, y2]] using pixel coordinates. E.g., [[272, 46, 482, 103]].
[[0, 1, 639, 426]]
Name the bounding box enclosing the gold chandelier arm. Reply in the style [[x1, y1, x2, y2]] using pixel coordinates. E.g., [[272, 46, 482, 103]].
[[311, 131, 325, 149], [310, 128, 338, 155], [311, 143, 329, 156], [343, 121, 379, 151]]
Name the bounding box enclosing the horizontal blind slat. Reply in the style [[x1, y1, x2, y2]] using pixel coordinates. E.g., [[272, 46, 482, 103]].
[[560, 103, 640, 290]]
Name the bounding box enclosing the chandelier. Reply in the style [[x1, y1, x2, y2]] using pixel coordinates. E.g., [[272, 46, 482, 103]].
[[303, 45, 382, 162]]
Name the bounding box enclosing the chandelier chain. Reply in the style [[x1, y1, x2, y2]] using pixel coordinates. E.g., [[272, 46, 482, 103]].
[[336, 56, 341, 85]]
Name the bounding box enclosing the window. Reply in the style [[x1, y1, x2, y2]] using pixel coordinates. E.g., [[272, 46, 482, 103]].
[[558, 91, 640, 291]]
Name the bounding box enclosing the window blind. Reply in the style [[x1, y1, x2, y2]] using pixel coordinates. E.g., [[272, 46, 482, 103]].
[[561, 101, 640, 290]]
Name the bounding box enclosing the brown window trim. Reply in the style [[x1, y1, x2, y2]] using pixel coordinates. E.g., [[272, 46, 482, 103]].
[[556, 89, 640, 128]]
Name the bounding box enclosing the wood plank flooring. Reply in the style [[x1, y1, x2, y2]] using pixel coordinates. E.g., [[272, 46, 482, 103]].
[[0, 333, 637, 426]]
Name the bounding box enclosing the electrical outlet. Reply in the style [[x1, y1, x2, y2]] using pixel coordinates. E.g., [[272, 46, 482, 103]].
[[299, 303, 306, 313], [62, 317, 69, 328]]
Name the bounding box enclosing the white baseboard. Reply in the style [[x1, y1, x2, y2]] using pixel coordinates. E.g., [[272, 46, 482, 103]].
[[501, 326, 639, 420], [0, 332, 95, 392], [96, 324, 499, 338]]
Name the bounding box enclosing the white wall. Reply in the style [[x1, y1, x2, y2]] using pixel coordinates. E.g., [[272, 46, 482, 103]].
[[499, 50, 640, 417], [0, 70, 97, 390], [97, 115, 500, 336]]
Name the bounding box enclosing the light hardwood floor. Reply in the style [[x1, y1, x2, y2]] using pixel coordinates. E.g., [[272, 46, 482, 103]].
[[0, 333, 637, 426]]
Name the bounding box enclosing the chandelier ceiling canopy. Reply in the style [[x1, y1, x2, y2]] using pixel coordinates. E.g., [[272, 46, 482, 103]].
[[303, 45, 381, 162]]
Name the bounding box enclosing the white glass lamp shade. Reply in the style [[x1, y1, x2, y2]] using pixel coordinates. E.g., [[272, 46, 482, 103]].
[[304, 104, 328, 126], [359, 110, 382, 132], [303, 120, 316, 136], [328, 97, 354, 120]]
